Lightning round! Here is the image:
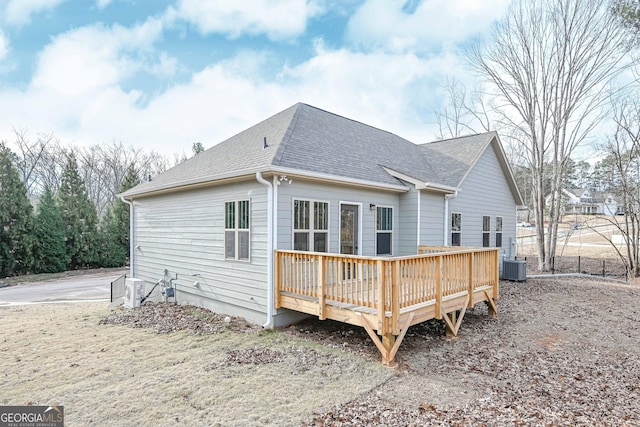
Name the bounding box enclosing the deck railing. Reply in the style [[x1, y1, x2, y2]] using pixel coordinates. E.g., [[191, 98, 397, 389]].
[[275, 247, 499, 318], [275, 246, 500, 365]]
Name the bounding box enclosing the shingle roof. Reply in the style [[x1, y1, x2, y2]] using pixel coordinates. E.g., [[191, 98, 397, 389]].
[[418, 133, 497, 188], [122, 103, 517, 202]]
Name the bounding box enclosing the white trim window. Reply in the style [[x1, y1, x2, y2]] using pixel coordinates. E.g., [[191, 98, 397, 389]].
[[376, 206, 393, 255], [482, 215, 491, 248], [496, 216, 503, 248], [293, 199, 329, 252], [225, 200, 250, 261], [451, 212, 461, 246]]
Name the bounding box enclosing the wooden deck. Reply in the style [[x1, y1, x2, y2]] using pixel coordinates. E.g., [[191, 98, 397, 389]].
[[275, 246, 500, 365]]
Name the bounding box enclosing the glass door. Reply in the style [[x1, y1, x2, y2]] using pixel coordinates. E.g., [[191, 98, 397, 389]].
[[340, 204, 359, 255]]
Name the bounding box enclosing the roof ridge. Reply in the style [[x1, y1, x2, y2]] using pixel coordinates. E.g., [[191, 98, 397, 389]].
[[423, 130, 497, 145], [271, 103, 303, 166]]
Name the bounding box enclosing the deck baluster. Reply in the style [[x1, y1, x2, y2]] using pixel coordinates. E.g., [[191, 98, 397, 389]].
[[274, 247, 499, 366]]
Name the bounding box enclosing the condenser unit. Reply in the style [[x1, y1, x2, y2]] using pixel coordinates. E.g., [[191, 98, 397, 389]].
[[502, 260, 527, 281], [124, 278, 146, 308]]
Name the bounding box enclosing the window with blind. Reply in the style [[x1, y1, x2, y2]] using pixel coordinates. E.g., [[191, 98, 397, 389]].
[[482, 215, 491, 247], [451, 212, 461, 246], [293, 199, 329, 252], [496, 216, 503, 248], [225, 200, 250, 261], [376, 206, 393, 255]]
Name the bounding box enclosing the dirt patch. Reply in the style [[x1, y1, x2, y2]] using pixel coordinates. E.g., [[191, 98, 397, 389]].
[[1, 303, 392, 426], [302, 277, 640, 425], [2, 277, 640, 425]]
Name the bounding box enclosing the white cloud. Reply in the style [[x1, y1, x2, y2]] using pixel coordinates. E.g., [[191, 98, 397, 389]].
[[171, 0, 323, 40], [0, 17, 178, 150], [30, 17, 165, 97], [0, 30, 8, 60], [96, 0, 112, 9], [281, 43, 466, 143], [346, 0, 511, 52], [0, 8, 473, 157], [21, 45, 463, 154], [5, 0, 68, 26]]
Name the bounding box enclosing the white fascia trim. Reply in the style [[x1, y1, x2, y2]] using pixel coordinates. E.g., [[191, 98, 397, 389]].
[[269, 166, 409, 192], [120, 168, 261, 199], [382, 166, 459, 193], [122, 166, 409, 199]]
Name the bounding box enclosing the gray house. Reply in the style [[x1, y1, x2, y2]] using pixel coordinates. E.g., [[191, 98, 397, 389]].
[[121, 103, 523, 327]]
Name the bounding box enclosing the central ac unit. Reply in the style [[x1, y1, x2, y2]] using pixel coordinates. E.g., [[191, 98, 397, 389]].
[[502, 260, 527, 281], [124, 278, 146, 308]]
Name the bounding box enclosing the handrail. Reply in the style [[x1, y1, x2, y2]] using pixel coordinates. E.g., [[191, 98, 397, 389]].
[[275, 246, 499, 327], [275, 246, 500, 365]]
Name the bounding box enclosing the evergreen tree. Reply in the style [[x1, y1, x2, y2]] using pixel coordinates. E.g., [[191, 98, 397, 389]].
[[33, 187, 68, 273], [192, 142, 205, 156], [99, 164, 139, 267], [0, 143, 35, 276], [57, 152, 100, 269]]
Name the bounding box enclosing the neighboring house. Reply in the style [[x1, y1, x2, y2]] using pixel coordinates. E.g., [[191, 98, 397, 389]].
[[120, 103, 524, 327], [547, 188, 618, 216]]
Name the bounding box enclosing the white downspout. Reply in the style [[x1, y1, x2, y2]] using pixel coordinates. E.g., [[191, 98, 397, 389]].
[[416, 190, 421, 249], [256, 172, 274, 328], [120, 196, 134, 277], [444, 191, 458, 245]]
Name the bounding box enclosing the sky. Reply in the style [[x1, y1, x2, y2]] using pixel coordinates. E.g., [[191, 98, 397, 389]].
[[0, 0, 512, 156]]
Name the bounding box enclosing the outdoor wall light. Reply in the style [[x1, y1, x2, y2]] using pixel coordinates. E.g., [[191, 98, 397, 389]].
[[278, 175, 293, 184], [370, 203, 376, 211]]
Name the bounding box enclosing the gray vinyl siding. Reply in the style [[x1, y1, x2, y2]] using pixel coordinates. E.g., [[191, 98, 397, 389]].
[[275, 178, 400, 256], [419, 191, 446, 246], [398, 184, 419, 255], [448, 145, 517, 254], [131, 180, 269, 324]]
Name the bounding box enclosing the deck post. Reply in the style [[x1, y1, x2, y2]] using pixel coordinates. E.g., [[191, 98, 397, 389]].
[[382, 333, 396, 366], [377, 260, 385, 332], [392, 259, 400, 335], [468, 252, 474, 308], [493, 250, 500, 299], [435, 255, 442, 320], [445, 311, 457, 338], [318, 255, 325, 320], [274, 251, 281, 308]]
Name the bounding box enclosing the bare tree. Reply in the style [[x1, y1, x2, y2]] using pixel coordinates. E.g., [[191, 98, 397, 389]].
[[591, 95, 640, 277], [78, 142, 149, 216], [8, 127, 179, 215], [469, 0, 635, 271], [432, 78, 493, 140], [11, 128, 57, 197]]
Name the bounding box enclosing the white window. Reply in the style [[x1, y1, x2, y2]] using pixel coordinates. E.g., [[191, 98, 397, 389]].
[[496, 216, 503, 248], [293, 199, 328, 252], [451, 212, 461, 246], [225, 200, 250, 261], [376, 206, 393, 255], [482, 215, 491, 247]]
